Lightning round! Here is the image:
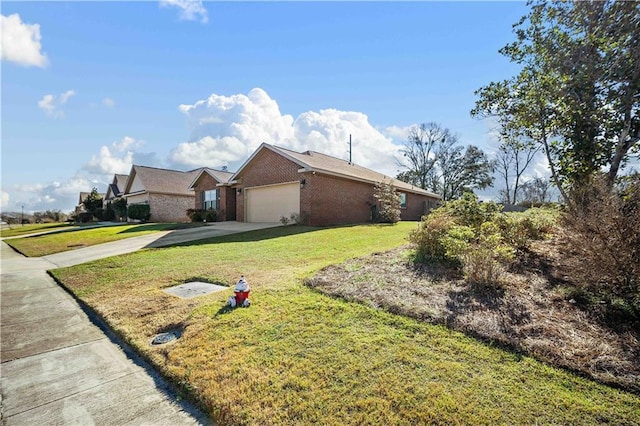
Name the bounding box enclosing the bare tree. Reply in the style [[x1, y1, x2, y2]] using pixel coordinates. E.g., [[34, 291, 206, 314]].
[[495, 127, 541, 204], [398, 123, 451, 190]]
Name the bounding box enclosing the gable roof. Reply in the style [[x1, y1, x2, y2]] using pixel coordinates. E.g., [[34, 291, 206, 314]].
[[105, 174, 130, 200], [123, 165, 202, 196], [188, 167, 235, 190], [231, 143, 440, 198]]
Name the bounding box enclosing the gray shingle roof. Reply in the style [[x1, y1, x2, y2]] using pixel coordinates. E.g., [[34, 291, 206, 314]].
[[188, 168, 235, 189], [125, 165, 202, 196], [250, 144, 440, 198]]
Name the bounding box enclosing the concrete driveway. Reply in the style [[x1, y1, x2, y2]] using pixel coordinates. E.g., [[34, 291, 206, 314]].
[[0, 221, 280, 425]]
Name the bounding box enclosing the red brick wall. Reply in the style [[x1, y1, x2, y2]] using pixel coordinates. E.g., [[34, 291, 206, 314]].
[[400, 192, 439, 221], [235, 148, 301, 222], [192, 174, 236, 221], [302, 173, 375, 226]]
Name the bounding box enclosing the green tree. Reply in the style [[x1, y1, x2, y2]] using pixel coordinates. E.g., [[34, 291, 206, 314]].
[[111, 197, 127, 221], [472, 1, 640, 197], [82, 187, 103, 214], [435, 144, 494, 201]]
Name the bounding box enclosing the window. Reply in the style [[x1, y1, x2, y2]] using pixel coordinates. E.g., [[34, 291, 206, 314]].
[[202, 189, 218, 210], [399, 192, 407, 209]]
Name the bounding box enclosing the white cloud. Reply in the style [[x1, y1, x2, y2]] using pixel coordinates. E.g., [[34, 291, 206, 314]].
[[383, 125, 413, 142], [37, 90, 75, 118], [102, 97, 115, 108], [160, 0, 208, 23], [171, 88, 403, 176], [1, 13, 48, 67], [84, 136, 143, 176], [1, 191, 9, 210]]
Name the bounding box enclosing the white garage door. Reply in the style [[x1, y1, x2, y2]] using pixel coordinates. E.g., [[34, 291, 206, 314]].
[[246, 182, 300, 223]]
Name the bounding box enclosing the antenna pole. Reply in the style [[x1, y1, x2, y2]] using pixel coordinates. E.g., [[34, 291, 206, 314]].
[[349, 134, 352, 164]]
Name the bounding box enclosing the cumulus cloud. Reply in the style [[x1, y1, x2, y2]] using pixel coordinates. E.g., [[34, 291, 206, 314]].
[[160, 0, 208, 23], [1, 13, 48, 67], [38, 90, 75, 118], [84, 136, 144, 176], [171, 88, 403, 176]]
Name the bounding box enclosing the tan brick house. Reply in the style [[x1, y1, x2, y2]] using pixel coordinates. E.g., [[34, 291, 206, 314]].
[[230, 143, 440, 226], [122, 165, 201, 222], [188, 168, 236, 221]]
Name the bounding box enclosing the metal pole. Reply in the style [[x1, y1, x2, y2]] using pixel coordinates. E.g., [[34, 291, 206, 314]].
[[349, 134, 352, 164], [21, 205, 24, 226]]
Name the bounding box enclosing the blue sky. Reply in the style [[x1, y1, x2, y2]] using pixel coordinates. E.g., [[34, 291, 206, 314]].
[[1, 1, 533, 214]]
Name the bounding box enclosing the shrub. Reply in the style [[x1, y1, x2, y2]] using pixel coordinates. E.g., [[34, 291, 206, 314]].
[[373, 181, 401, 224], [205, 209, 218, 222], [409, 209, 456, 262], [187, 209, 204, 222], [563, 175, 640, 318], [127, 204, 151, 222], [443, 192, 502, 230]]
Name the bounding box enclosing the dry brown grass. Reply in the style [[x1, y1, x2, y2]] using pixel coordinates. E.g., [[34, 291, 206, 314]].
[[306, 238, 640, 395]]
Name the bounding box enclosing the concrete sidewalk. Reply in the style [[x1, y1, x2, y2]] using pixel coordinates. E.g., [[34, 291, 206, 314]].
[[1, 222, 280, 425]]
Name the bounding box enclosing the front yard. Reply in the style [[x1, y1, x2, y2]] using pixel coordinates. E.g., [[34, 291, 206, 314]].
[[4, 222, 201, 257], [50, 223, 640, 425]]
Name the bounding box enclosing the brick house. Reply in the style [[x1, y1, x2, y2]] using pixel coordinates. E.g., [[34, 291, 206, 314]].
[[122, 165, 202, 222], [188, 168, 236, 221], [230, 143, 440, 226]]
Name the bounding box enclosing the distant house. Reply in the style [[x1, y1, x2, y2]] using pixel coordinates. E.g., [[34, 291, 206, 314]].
[[188, 168, 236, 221], [122, 165, 201, 223], [104, 174, 129, 202], [229, 143, 440, 226], [75, 191, 106, 215]]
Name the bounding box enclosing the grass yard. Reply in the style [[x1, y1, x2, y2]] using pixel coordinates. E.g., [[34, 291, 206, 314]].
[[0, 222, 71, 238], [4, 222, 201, 257], [51, 223, 640, 425]]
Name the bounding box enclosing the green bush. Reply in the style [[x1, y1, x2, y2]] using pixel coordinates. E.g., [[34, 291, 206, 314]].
[[409, 210, 456, 262], [410, 194, 556, 287], [127, 204, 151, 222]]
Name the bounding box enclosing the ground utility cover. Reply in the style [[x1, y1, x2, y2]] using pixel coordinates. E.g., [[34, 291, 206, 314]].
[[163, 282, 228, 299]]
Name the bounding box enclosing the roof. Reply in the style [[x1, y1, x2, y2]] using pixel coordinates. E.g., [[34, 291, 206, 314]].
[[232, 143, 440, 198], [188, 167, 235, 190], [123, 165, 202, 196]]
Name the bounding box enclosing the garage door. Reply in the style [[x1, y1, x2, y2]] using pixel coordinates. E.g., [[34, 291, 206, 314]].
[[246, 182, 300, 223]]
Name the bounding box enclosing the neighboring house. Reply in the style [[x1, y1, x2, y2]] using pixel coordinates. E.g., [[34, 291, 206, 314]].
[[75, 191, 106, 215], [188, 168, 236, 221], [229, 143, 440, 226], [104, 174, 129, 202], [122, 165, 202, 223]]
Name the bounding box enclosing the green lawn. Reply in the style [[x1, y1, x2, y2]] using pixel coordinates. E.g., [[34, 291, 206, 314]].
[[0, 222, 71, 238], [5, 222, 202, 257], [51, 223, 640, 425]]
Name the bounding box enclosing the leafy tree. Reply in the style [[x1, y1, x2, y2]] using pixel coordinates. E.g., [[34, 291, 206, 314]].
[[111, 197, 127, 221], [373, 181, 401, 224], [472, 1, 640, 197], [435, 144, 494, 201], [82, 187, 103, 214]]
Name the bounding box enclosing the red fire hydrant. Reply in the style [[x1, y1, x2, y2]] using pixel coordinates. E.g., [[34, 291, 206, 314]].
[[228, 275, 250, 308]]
